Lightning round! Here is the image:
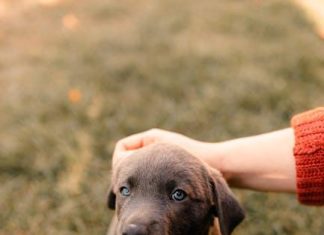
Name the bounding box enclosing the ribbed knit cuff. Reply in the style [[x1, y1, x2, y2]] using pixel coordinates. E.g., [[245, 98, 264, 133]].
[[291, 107, 324, 206]]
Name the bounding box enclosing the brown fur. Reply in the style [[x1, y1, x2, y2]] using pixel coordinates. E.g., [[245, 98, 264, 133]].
[[107, 143, 244, 235]]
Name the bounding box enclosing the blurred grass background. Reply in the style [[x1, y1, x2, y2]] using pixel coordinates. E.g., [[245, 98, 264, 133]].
[[0, 0, 323, 234]]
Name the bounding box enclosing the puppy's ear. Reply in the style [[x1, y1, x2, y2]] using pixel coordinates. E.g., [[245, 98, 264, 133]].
[[107, 186, 116, 210], [208, 169, 245, 235]]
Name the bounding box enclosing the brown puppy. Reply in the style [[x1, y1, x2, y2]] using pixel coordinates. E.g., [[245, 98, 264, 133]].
[[107, 143, 244, 235]]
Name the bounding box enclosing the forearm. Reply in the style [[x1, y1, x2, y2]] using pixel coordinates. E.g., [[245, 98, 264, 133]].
[[202, 128, 296, 192]]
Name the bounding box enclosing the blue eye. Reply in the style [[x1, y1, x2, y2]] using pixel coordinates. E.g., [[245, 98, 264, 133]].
[[171, 189, 187, 201], [120, 187, 131, 196]]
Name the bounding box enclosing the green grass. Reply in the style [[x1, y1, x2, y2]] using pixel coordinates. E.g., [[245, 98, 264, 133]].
[[0, 0, 323, 234]]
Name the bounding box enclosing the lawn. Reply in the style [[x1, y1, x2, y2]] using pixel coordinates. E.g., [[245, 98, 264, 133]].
[[0, 0, 323, 234]]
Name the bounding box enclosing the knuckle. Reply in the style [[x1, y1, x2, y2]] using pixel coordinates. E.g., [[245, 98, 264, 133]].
[[148, 128, 160, 134]]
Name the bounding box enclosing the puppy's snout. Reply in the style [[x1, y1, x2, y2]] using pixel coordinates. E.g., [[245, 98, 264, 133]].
[[122, 223, 147, 235]]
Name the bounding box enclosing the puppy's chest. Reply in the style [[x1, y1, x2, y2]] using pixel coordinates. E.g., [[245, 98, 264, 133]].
[[208, 218, 221, 235]]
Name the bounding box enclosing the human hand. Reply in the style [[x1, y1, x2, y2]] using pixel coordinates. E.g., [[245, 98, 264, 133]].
[[112, 128, 298, 193], [112, 128, 210, 168]]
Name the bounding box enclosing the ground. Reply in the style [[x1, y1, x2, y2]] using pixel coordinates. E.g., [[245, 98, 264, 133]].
[[0, 0, 323, 234]]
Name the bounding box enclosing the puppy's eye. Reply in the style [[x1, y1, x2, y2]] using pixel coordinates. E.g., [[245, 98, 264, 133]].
[[120, 186, 131, 196], [171, 189, 187, 201]]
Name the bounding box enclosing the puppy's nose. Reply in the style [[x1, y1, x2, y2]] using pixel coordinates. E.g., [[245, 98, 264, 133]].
[[122, 223, 147, 235]]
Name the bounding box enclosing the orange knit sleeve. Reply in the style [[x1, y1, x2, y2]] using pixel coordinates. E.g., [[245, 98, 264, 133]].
[[291, 107, 324, 206]]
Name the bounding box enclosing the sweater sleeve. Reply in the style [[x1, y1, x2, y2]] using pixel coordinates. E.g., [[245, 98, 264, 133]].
[[291, 107, 324, 206]]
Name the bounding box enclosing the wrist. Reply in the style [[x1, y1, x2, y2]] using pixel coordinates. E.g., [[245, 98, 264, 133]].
[[207, 141, 235, 182], [196, 142, 230, 179]]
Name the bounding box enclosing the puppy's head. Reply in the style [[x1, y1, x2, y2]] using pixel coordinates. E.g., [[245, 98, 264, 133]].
[[108, 143, 244, 235]]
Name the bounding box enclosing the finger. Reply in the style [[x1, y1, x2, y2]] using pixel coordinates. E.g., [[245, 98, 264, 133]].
[[115, 132, 149, 151], [112, 149, 136, 168], [115, 149, 136, 159]]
